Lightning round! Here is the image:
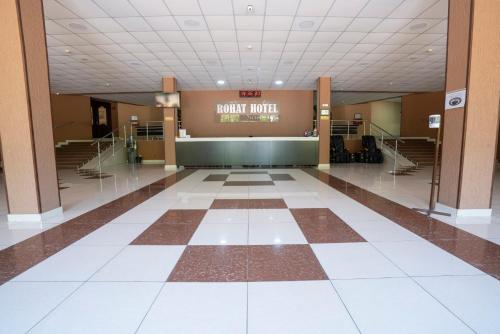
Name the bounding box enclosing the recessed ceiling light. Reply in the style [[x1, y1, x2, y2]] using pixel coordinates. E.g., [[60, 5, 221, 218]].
[[64, 49, 71, 54], [105, 83, 110, 87], [247, 44, 253, 50], [299, 20, 314, 29], [184, 19, 200, 27], [274, 80, 283, 85], [409, 22, 428, 31], [68, 23, 87, 31], [217, 80, 225, 85], [389, 82, 393, 85], [426, 48, 433, 53], [56, 92, 60, 95]]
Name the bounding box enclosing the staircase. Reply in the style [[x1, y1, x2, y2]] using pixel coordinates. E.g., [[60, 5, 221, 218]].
[[385, 139, 438, 167], [55, 141, 111, 170]]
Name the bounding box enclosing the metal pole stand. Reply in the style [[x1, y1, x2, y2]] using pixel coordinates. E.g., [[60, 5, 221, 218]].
[[413, 125, 451, 217]]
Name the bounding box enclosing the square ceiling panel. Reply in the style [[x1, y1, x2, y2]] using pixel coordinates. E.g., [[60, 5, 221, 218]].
[[43, 0, 447, 93]]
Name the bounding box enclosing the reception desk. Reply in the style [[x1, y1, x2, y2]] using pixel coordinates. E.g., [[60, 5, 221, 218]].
[[176, 137, 318, 167]]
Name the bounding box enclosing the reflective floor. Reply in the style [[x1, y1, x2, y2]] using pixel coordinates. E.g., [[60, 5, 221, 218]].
[[329, 161, 500, 245], [0, 167, 499, 333]]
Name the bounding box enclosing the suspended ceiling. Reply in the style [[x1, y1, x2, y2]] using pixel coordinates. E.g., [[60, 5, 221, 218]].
[[44, 0, 448, 93]]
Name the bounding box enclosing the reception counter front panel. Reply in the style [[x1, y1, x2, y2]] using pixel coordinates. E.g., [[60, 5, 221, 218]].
[[176, 137, 318, 167]]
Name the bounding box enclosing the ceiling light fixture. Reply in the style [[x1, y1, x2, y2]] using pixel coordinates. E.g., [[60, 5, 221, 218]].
[[409, 22, 428, 31], [105, 83, 110, 87], [299, 20, 314, 29], [184, 19, 200, 27], [68, 23, 87, 31], [217, 80, 225, 85], [274, 80, 283, 85], [247, 44, 253, 50], [64, 49, 71, 54], [426, 48, 433, 53], [247, 4, 254, 14]]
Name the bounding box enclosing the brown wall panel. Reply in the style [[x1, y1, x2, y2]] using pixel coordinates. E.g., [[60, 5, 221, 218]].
[[458, 0, 500, 209], [117, 103, 163, 137], [137, 140, 165, 160], [438, 0, 472, 208], [180, 90, 314, 137], [51, 94, 92, 143], [400, 92, 445, 138]]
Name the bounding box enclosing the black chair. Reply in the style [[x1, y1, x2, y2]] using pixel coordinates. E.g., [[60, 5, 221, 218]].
[[330, 135, 351, 163], [361, 135, 384, 163]]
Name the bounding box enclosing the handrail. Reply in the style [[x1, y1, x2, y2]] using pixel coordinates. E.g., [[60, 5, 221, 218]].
[[83, 128, 122, 174], [369, 122, 405, 144]]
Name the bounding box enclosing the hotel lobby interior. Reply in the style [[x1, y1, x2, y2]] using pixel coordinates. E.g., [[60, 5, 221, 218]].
[[0, 0, 499, 333]]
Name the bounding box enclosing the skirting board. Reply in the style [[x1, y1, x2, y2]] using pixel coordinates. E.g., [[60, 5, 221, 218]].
[[142, 160, 165, 165], [164, 164, 178, 171], [435, 203, 492, 217], [7, 206, 63, 222]]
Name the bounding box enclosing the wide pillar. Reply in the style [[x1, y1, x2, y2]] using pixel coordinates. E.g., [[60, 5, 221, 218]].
[[438, 0, 500, 215], [162, 77, 178, 170], [316, 77, 331, 168], [0, 0, 61, 221]]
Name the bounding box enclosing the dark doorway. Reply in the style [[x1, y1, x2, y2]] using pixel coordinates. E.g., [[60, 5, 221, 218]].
[[91, 99, 112, 138]]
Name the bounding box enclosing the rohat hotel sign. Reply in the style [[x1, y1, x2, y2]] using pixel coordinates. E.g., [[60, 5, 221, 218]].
[[216, 101, 280, 123]]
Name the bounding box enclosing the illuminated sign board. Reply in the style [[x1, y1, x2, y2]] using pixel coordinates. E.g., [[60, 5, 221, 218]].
[[215, 102, 279, 123]]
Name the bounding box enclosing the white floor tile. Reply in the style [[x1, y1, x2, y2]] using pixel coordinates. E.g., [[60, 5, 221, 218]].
[[170, 197, 214, 209], [30, 282, 162, 334], [189, 222, 248, 245], [110, 204, 169, 225], [248, 280, 358, 334], [0, 282, 80, 334], [202, 209, 249, 224], [74, 224, 148, 246], [415, 275, 500, 334], [333, 277, 474, 334], [248, 221, 306, 245], [283, 196, 326, 208], [217, 186, 249, 198], [137, 282, 247, 334], [249, 209, 296, 224], [312, 243, 405, 279], [13, 246, 123, 282], [226, 175, 249, 181], [372, 241, 484, 276], [90, 246, 185, 282], [345, 220, 422, 242]]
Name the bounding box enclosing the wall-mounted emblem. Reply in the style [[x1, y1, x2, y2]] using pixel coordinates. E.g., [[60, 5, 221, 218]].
[[445, 89, 466, 110]]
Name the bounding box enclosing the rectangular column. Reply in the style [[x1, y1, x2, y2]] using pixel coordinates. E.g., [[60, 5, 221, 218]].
[[162, 77, 178, 170], [0, 0, 61, 221], [438, 0, 500, 215], [316, 77, 331, 168]]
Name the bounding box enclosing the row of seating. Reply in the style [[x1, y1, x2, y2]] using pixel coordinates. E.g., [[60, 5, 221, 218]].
[[330, 135, 384, 164]]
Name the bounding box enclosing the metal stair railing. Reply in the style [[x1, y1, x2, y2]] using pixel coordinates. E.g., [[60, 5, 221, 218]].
[[369, 122, 418, 174]]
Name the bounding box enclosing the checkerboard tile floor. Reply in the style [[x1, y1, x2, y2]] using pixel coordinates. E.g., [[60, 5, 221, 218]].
[[1, 169, 499, 334]]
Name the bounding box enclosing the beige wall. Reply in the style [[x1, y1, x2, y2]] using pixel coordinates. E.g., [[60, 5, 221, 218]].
[[180, 90, 314, 137], [400, 91, 445, 138], [51, 94, 92, 143], [371, 101, 401, 136], [117, 103, 162, 137], [332, 103, 372, 123]]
